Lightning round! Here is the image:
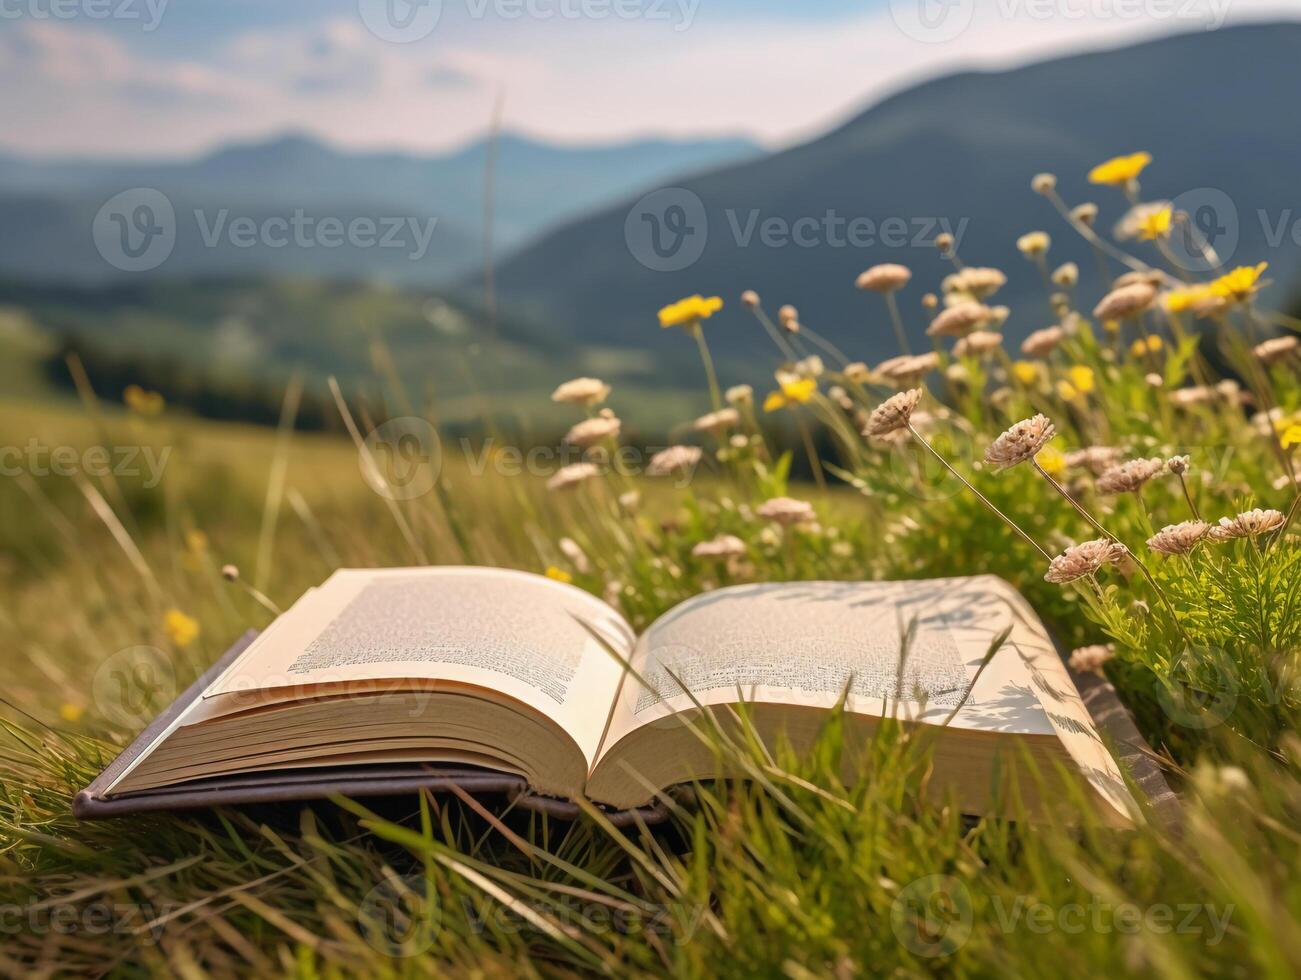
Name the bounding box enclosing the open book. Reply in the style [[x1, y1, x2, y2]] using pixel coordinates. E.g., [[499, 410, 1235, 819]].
[[77, 567, 1138, 824]]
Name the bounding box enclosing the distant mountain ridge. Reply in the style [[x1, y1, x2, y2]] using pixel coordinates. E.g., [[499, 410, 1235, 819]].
[[490, 23, 1301, 375], [0, 131, 761, 285]]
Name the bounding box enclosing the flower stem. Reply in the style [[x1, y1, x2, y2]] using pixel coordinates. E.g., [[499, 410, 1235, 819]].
[[907, 424, 1050, 559], [884, 292, 912, 356], [691, 321, 723, 412]]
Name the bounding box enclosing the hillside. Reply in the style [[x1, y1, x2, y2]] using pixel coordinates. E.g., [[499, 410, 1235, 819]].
[[0, 132, 760, 286], [491, 23, 1301, 374]]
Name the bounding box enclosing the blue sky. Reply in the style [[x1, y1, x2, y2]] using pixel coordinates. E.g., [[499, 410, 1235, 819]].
[[0, 0, 1292, 157]]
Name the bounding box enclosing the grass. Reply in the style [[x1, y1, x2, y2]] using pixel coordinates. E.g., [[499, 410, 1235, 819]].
[[2, 155, 1301, 976]]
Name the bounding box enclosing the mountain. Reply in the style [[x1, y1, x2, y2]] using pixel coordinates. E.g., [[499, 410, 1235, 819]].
[[0, 132, 761, 286], [490, 23, 1301, 375]]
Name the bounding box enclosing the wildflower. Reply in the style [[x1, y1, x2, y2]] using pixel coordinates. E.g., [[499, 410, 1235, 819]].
[[942, 267, 1006, 301], [164, 609, 199, 647], [725, 384, 754, 406], [1210, 263, 1268, 304], [953, 330, 1002, 359], [1169, 385, 1215, 408], [59, 702, 84, 723], [794, 355, 824, 378], [878, 353, 939, 385], [1017, 231, 1051, 258], [618, 490, 641, 513], [658, 294, 723, 329], [1013, 361, 1042, 385], [1163, 286, 1215, 316], [1254, 335, 1298, 365], [565, 415, 621, 448], [545, 566, 573, 584], [1045, 539, 1129, 584], [221, 564, 240, 582], [1138, 206, 1173, 241], [985, 415, 1057, 470], [558, 537, 590, 574], [1032, 173, 1057, 194], [740, 289, 760, 308], [855, 263, 912, 292], [1166, 455, 1190, 475], [1067, 365, 1095, 394], [778, 304, 799, 328], [865, 388, 923, 438], [1088, 151, 1152, 186], [551, 377, 611, 406], [1094, 282, 1157, 321], [934, 232, 955, 253], [756, 496, 816, 526], [547, 462, 600, 490], [1096, 457, 1166, 495], [1016, 326, 1061, 361], [1069, 644, 1115, 675], [1052, 263, 1079, 288], [945, 363, 970, 385], [1065, 446, 1122, 474], [1145, 373, 1163, 388], [927, 302, 992, 337], [763, 375, 817, 412], [1279, 416, 1301, 449], [1129, 335, 1163, 358], [694, 408, 740, 434], [1208, 508, 1286, 542], [1036, 446, 1067, 479], [922, 293, 939, 310], [123, 384, 165, 416], [842, 362, 871, 384], [692, 534, 747, 559], [646, 446, 702, 477], [1147, 521, 1210, 556], [1071, 202, 1099, 226]]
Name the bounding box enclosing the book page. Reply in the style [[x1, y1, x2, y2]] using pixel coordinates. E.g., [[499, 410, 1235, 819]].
[[597, 576, 1132, 816], [202, 566, 634, 768]]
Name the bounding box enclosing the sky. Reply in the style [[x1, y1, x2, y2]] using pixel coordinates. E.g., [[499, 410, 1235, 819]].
[[0, 0, 1295, 158]]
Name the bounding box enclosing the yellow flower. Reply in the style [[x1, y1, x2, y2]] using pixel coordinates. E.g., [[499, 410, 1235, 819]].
[[1129, 336, 1163, 358], [1164, 287, 1213, 315], [1210, 262, 1268, 303], [1012, 361, 1041, 385], [1056, 380, 1080, 401], [59, 703, 84, 723], [1102, 318, 1121, 334], [123, 384, 165, 416], [1067, 365, 1095, 394], [1137, 206, 1172, 241], [1277, 413, 1301, 449], [163, 608, 199, 647], [1088, 152, 1152, 186], [185, 530, 208, 554], [763, 375, 817, 412], [1035, 446, 1067, 479], [545, 566, 573, 584], [658, 295, 723, 329]]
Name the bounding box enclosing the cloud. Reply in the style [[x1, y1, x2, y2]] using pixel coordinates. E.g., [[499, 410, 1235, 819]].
[[0, 1, 1295, 156]]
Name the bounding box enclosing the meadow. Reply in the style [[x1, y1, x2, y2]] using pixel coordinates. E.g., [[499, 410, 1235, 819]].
[[2, 153, 1300, 977]]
